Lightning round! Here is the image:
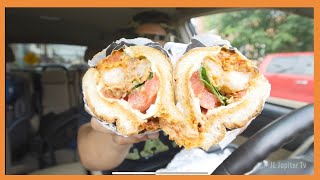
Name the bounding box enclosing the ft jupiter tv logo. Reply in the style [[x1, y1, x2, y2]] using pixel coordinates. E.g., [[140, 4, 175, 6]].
[[269, 161, 307, 169]]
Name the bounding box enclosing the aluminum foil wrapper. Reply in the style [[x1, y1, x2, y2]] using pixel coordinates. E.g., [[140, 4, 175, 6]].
[[84, 37, 165, 137], [165, 34, 263, 150], [156, 146, 236, 174], [88, 37, 168, 67]]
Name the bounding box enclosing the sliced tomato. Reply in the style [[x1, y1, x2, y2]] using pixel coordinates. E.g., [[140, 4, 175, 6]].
[[128, 91, 148, 111], [190, 72, 205, 96], [128, 75, 159, 112], [199, 89, 220, 109], [144, 75, 159, 95], [190, 72, 220, 110]]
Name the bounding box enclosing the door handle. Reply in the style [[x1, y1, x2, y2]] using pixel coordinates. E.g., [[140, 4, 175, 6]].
[[295, 80, 308, 85]]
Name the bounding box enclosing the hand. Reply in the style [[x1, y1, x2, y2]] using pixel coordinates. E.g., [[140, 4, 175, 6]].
[[90, 117, 159, 145]]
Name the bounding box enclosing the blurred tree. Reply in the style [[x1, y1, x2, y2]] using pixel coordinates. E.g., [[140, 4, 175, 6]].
[[201, 9, 314, 59]]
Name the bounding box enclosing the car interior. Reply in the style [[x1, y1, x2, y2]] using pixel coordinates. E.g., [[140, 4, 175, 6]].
[[5, 8, 314, 175]]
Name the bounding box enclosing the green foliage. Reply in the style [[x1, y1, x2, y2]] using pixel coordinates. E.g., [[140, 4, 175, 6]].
[[200, 9, 314, 59]]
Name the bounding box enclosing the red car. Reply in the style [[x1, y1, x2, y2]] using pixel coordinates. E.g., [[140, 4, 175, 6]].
[[259, 52, 314, 103]]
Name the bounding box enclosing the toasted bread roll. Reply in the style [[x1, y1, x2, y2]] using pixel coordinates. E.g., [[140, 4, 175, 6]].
[[82, 45, 181, 135], [165, 46, 271, 150]]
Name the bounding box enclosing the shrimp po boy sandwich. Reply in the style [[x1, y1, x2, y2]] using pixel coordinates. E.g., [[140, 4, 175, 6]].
[[82, 39, 183, 136], [160, 45, 271, 150]]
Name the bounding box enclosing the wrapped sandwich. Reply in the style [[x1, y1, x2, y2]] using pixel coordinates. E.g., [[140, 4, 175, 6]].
[[82, 36, 270, 151], [161, 44, 271, 150], [82, 38, 182, 136]]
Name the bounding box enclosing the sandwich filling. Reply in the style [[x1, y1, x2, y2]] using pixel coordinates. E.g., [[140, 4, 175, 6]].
[[95, 49, 159, 113], [190, 48, 258, 113]]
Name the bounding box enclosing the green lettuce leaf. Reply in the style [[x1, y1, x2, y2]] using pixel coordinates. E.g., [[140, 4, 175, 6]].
[[132, 72, 153, 90], [199, 66, 227, 106]]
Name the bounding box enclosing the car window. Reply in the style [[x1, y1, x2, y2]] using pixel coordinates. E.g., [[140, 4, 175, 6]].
[[9, 43, 87, 68], [266, 55, 314, 75], [300, 55, 314, 75]]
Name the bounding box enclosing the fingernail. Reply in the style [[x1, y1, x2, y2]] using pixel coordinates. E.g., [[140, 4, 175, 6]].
[[147, 133, 159, 139]]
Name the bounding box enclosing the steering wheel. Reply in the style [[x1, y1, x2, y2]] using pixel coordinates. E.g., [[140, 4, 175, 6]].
[[212, 104, 314, 175]]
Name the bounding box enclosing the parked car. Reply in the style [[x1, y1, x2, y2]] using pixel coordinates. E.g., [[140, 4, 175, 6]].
[[259, 52, 314, 103]]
